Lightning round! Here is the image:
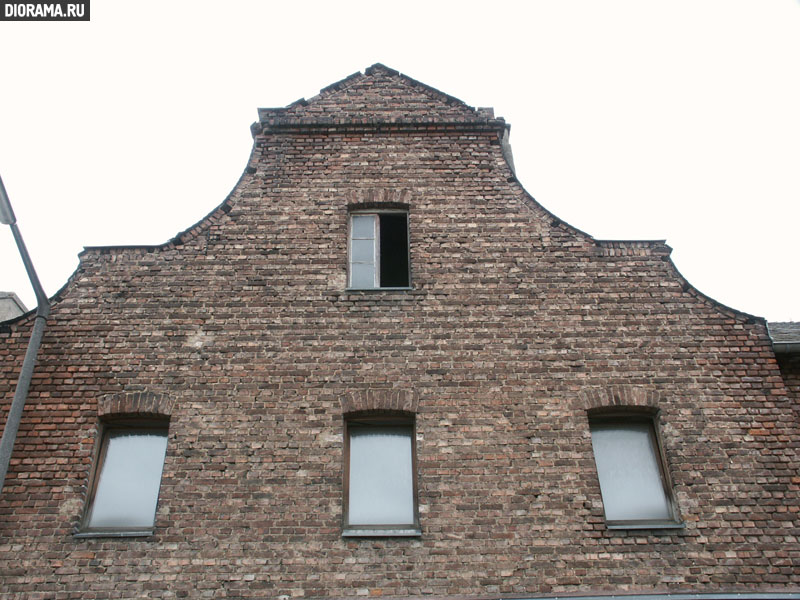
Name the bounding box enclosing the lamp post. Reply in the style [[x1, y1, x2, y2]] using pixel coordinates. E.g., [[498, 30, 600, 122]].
[[0, 174, 50, 493]]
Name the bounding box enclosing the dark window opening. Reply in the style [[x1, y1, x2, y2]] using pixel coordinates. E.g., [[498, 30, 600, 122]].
[[379, 213, 409, 287]]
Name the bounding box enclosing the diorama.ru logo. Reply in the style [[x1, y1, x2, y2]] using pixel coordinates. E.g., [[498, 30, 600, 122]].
[[1, 1, 89, 20]]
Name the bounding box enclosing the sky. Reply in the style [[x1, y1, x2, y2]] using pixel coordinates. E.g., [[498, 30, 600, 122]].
[[1, 0, 798, 321]]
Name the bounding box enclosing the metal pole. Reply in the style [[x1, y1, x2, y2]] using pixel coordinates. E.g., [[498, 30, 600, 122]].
[[0, 174, 50, 493]]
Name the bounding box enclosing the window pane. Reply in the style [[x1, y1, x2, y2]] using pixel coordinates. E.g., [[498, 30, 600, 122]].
[[87, 430, 168, 529], [351, 215, 375, 239], [351, 238, 375, 264], [379, 213, 409, 287], [349, 426, 414, 525], [350, 263, 375, 288], [590, 421, 671, 521]]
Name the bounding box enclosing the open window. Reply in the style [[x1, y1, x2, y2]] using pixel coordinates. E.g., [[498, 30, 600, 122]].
[[348, 211, 410, 289], [589, 410, 681, 529], [343, 414, 420, 536], [79, 420, 169, 536]]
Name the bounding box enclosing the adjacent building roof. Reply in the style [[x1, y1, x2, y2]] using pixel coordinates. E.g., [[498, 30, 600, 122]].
[[768, 321, 800, 354], [0, 291, 27, 322]]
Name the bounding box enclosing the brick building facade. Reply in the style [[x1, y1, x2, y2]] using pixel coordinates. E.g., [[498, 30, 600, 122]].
[[1, 64, 798, 599]]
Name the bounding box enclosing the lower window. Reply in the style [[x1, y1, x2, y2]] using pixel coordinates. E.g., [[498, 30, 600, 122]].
[[80, 421, 169, 535], [343, 414, 420, 536], [589, 412, 681, 528]]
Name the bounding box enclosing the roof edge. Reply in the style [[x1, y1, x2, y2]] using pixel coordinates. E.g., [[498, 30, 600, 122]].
[[767, 322, 800, 351], [509, 176, 762, 325], [251, 120, 509, 137], [256, 63, 492, 128], [365, 62, 478, 113], [772, 342, 800, 354], [79, 196, 233, 257], [662, 253, 765, 325], [0, 291, 27, 314], [78, 157, 251, 260], [47, 150, 257, 314], [321, 590, 800, 600]]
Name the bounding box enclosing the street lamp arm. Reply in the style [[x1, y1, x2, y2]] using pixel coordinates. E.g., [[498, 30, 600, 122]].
[[7, 223, 50, 315], [0, 173, 51, 494], [0, 174, 16, 225]]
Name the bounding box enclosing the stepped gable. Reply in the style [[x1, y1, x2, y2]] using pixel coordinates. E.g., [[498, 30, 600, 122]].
[[256, 63, 500, 128]]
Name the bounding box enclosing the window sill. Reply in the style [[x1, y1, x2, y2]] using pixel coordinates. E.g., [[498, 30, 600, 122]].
[[605, 521, 685, 530], [342, 527, 421, 538], [74, 530, 154, 539]]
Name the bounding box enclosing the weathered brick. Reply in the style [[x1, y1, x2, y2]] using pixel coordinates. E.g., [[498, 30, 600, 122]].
[[1, 63, 799, 599]]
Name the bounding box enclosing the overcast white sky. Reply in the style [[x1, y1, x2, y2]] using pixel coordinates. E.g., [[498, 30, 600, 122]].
[[1, 1, 798, 321]]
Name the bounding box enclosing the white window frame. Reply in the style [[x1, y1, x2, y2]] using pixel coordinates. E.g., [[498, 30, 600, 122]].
[[347, 210, 410, 290]]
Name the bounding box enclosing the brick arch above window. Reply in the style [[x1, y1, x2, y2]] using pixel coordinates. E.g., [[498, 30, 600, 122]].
[[97, 392, 174, 419], [345, 188, 413, 210], [341, 389, 419, 414], [576, 386, 662, 412]]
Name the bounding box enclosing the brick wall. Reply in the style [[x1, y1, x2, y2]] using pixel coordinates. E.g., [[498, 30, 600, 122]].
[[1, 64, 798, 599]]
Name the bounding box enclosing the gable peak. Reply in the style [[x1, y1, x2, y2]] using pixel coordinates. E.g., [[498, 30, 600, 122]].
[[255, 64, 502, 131]]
